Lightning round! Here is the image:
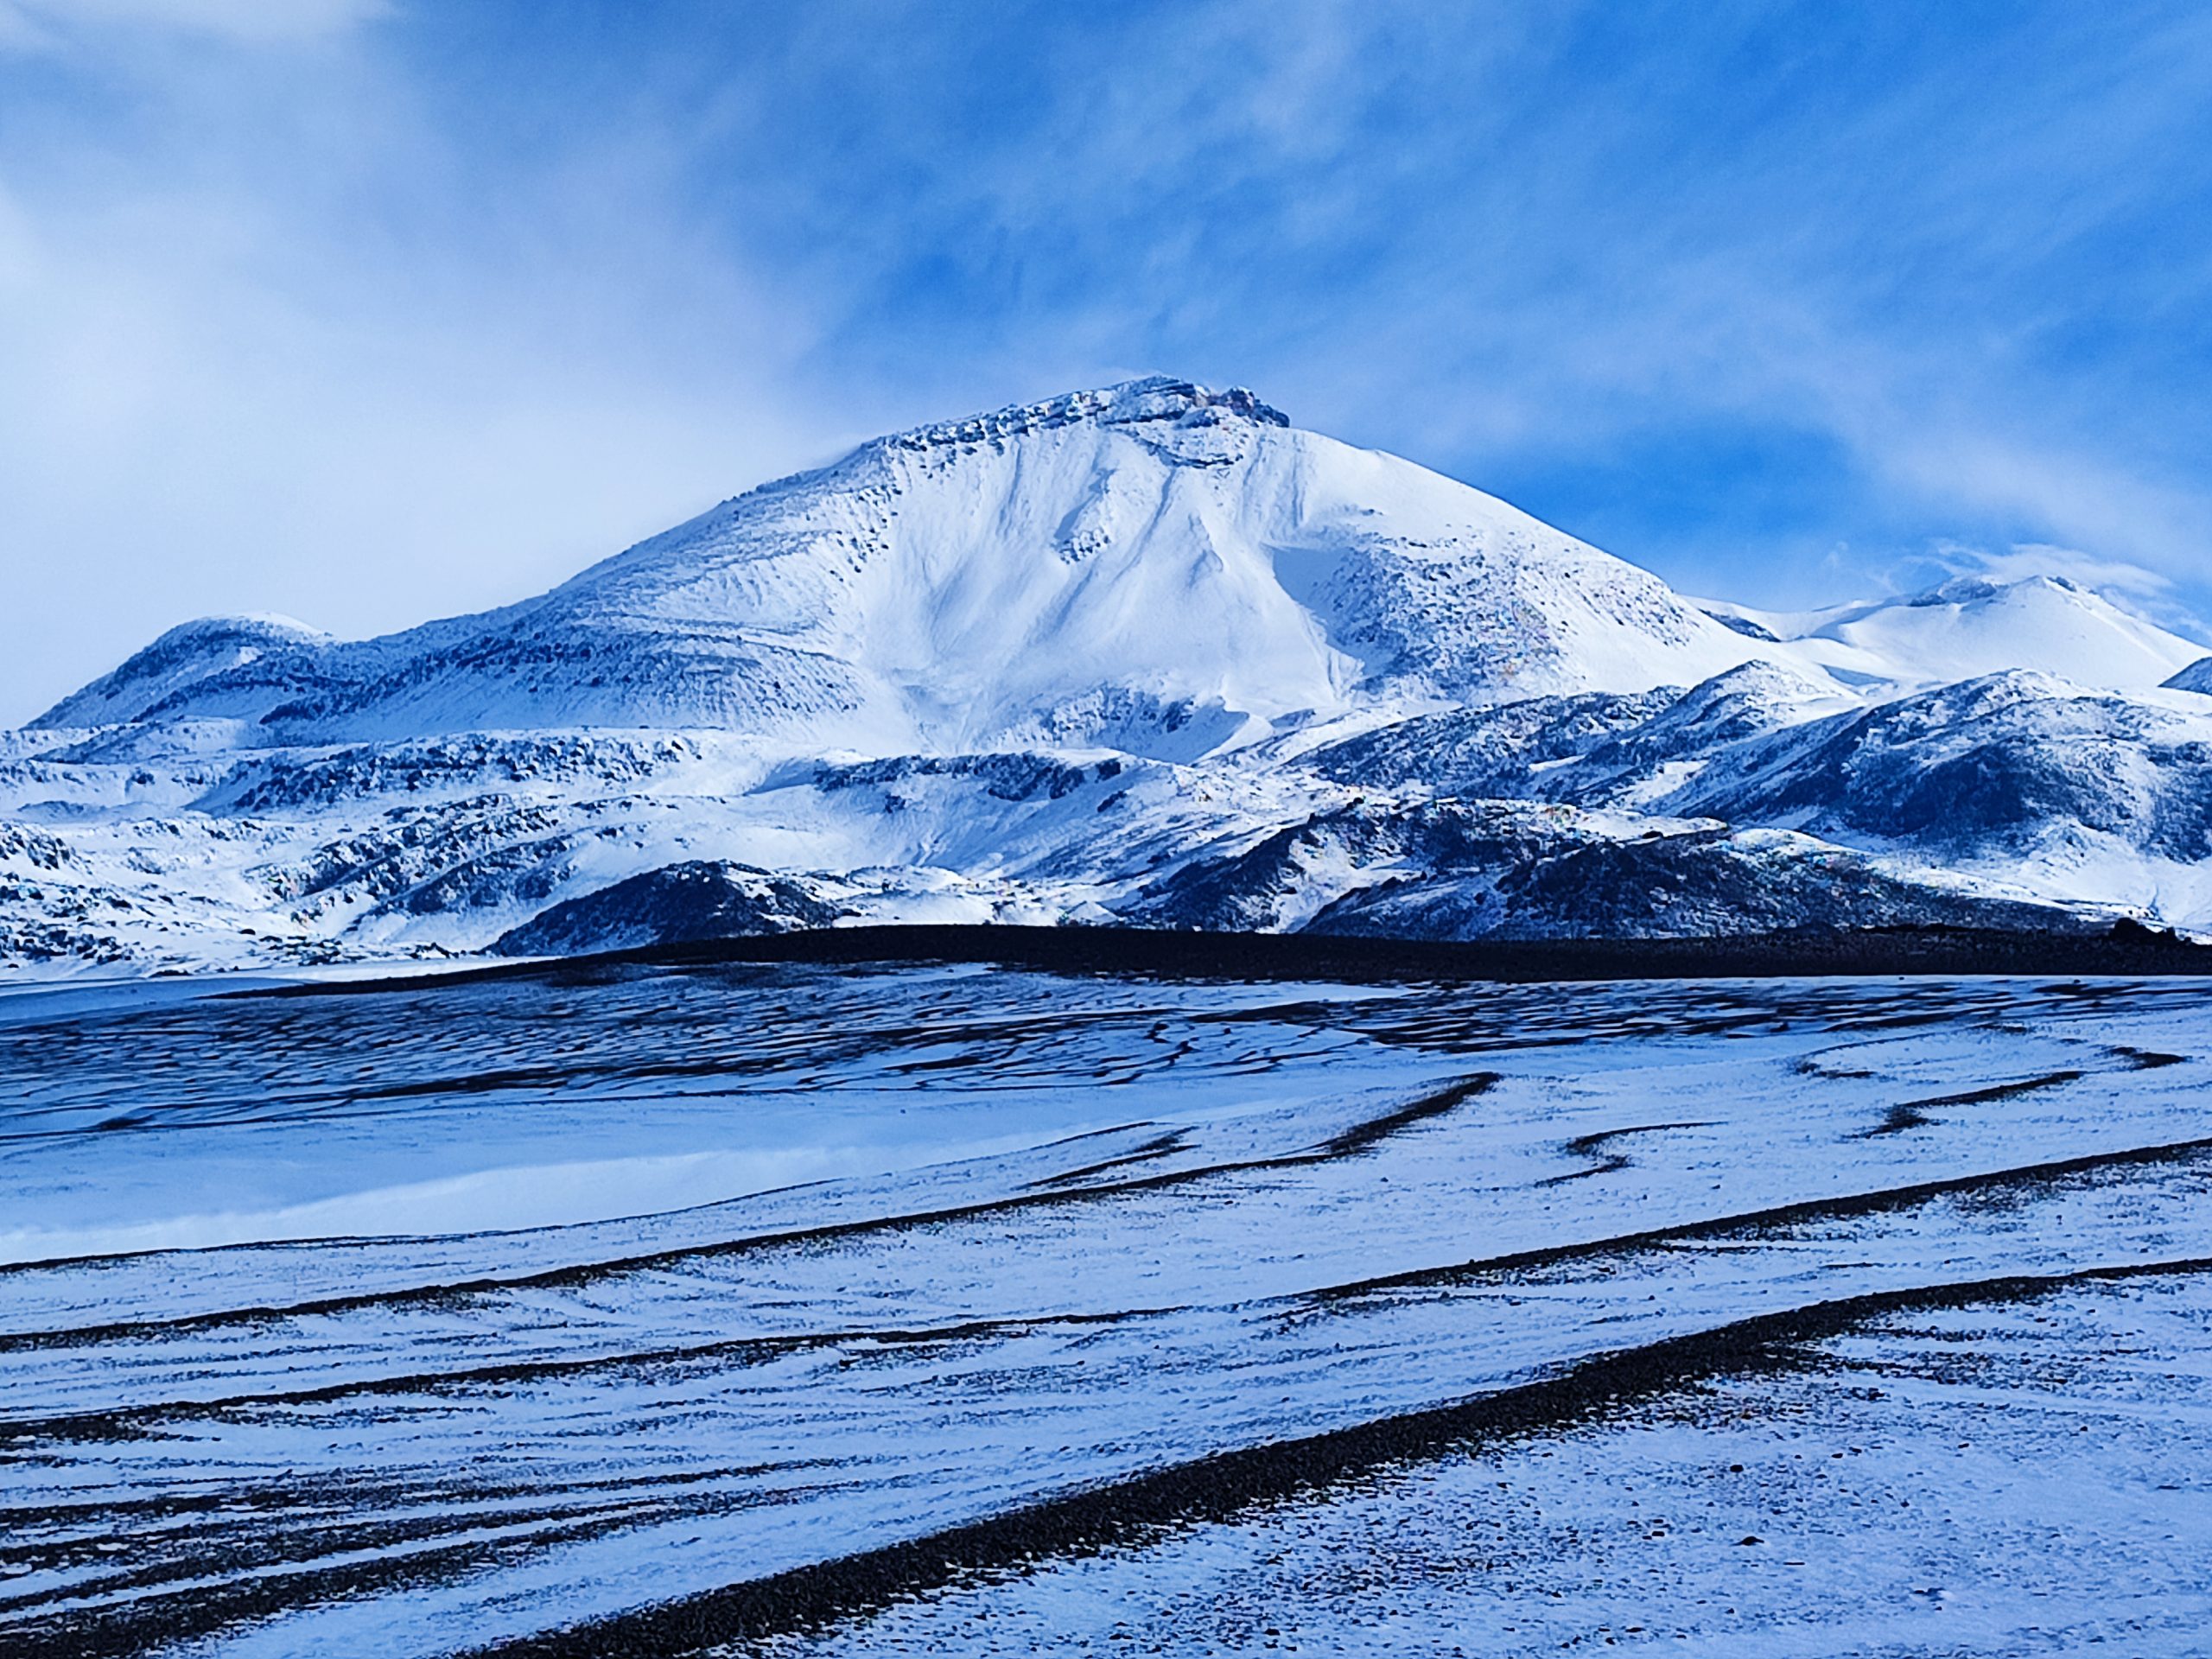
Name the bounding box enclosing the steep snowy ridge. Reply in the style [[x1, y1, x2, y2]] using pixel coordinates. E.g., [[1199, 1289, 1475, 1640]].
[[2163, 654, 2212, 693], [9, 376, 2212, 974]]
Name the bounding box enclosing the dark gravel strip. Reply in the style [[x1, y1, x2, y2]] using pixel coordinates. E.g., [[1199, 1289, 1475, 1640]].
[[1313, 1132, 2212, 1301], [230, 919, 2212, 999], [0, 1306, 1178, 1444], [2, 1508, 666, 1659]]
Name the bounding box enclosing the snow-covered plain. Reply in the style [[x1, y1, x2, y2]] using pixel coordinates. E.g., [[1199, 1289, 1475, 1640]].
[[3, 958, 2209, 1657]]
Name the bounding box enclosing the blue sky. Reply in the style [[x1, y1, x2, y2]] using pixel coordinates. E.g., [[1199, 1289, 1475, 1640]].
[[3, 0, 2211, 721]]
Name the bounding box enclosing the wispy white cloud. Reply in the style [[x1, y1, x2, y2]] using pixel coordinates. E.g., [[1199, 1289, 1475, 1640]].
[[1939, 542, 2172, 600], [0, 0, 387, 49], [1921, 540, 2209, 641]]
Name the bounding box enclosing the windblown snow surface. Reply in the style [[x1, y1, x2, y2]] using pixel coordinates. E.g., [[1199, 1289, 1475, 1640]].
[[12, 376, 2212, 977], [3, 959, 2211, 1656]]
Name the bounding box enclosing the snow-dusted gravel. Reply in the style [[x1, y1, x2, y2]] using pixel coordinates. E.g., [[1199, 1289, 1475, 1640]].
[[2, 961, 2209, 1657], [760, 1275, 2212, 1657]]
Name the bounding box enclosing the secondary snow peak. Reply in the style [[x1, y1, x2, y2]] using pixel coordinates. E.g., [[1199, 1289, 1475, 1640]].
[[30, 613, 334, 731]]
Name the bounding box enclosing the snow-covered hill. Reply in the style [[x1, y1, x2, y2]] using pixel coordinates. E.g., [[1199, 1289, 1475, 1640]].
[[9, 375, 2212, 976], [35, 614, 334, 731], [1699, 574, 2209, 694]]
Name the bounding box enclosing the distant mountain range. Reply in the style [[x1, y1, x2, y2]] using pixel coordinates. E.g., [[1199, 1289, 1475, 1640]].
[[9, 376, 2212, 976]]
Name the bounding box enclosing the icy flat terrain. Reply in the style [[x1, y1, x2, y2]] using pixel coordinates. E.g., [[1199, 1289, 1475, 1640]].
[[3, 959, 2209, 1656], [11, 378, 2212, 976]]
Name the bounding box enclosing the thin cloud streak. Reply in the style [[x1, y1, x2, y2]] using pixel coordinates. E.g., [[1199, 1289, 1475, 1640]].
[[0, 0, 389, 48]]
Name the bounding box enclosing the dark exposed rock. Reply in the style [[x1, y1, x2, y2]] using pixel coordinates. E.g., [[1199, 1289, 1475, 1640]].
[[490, 861, 848, 957]]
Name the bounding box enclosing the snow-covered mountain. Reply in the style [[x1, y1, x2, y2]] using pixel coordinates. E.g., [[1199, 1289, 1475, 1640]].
[[9, 375, 2212, 976], [36, 614, 336, 731], [29, 379, 1789, 753]]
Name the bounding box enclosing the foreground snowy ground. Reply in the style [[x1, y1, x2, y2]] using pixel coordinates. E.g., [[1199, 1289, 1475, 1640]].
[[2, 960, 2209, 1657]]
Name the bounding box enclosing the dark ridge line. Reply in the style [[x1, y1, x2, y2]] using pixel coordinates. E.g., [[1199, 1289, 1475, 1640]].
[[0, 1076, 1498, 1352], [1538, 1120, 1718, 1185], [1033, 1119, 1161, 1151], [0, 1162, 842, 1276], [1, 1504, 647, 1659], [1843, 1058, 2091, 1141], [1309, 1133, 2212, 1303], [1562, 1121, 1718, 1157], [228, 920, 2212, 1001], [450, 1252, 2212, 1659], [1027, 1131, 1191, 1189], [1896, 1068, 2084, 1111], [0, 1305, 1182, 1446], [0, 1457, 765, 1531], [1853, 1103, 1934, 1139], [2116, 1046, 2188, 1069], [1316, 1073, 1495, 1156], [3, 1484, 678, 1612]]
